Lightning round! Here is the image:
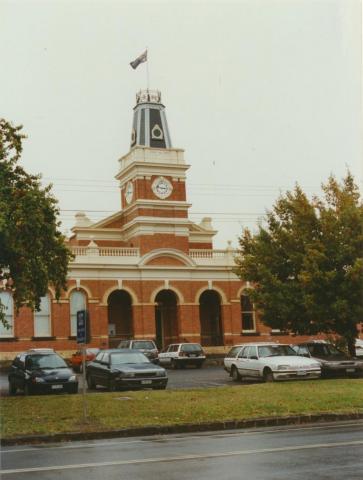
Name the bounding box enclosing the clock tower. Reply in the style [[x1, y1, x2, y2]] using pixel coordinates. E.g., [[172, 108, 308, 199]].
[[115, 90, 194, 255]]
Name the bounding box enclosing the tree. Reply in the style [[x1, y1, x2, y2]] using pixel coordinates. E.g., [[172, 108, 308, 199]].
[[0, 119, 73, 327], [235, 173, 363, 355]]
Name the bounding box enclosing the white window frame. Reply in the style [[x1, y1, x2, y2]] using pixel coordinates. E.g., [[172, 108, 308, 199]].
[[241, 294, 256, 333], [70, 291, 86, 337], [34, 294, 52, 337], [0, 291, 14, 337]]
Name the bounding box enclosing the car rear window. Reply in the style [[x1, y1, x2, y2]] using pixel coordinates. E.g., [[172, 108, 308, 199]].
[[110, 352, 150, 364], [181, 344, 202, 352], [226, 346, 242, 357], [132, 341, 155, 350], [26, 354, 68, 369]]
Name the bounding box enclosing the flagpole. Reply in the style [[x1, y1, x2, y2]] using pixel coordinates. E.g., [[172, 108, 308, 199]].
[[146, 47, 150, 90]]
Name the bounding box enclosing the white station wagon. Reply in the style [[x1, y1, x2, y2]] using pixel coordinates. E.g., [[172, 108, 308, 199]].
[[227, 342, 321, 382], [158, 343, 206, 369]]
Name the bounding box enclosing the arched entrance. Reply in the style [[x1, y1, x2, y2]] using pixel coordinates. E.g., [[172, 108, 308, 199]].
[[199, 290, 223, 346], [107, 290, 133, 347], [155, 290, 178, 349]]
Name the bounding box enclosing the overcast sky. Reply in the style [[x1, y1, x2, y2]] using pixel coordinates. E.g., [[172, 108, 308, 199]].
[[2, 0, 362, 247]]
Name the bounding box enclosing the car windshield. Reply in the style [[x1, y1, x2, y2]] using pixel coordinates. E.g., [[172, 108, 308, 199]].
[[27, 354, 68, 370], [181, 344, 202, 352], [308, 344, 344, 357], [258, 345, 297, 357], [110, 352, 150, 365], [132, 341, 155, 350]]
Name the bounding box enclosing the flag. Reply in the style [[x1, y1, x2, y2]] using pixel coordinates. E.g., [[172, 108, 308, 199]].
[[130, 50, 148, 69]]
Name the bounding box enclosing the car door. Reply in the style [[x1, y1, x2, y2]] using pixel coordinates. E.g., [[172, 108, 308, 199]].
[[246, 346, 260, 377], [88, 352, 105, 385], [9, 355, 25, 390], [236, 346, 249, 376], [97, 353, 111, 386], [159, 345, 174, 365], [237, 346, 257, 377]]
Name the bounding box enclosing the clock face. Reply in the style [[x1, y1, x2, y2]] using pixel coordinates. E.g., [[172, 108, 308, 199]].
[[152, 176, 173, 199], [125, 181, 133, 204]]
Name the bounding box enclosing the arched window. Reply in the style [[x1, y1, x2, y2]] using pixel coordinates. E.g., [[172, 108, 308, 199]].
[[70, 291, 86, 337], [241, 294, 255, 332], [34, 294, 51, 337], [0, 291, 14, 337]]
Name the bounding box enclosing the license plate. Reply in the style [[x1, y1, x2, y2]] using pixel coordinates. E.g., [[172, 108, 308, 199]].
[[51, 384, 63, 390], [141, 380, 152, 385], [189, 354, 197, 357], [346, 368, 355, 373], [297, 371, 307, 376]]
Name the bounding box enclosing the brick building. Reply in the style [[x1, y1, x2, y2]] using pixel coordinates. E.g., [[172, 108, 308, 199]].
[[1, 90, 313, 359]]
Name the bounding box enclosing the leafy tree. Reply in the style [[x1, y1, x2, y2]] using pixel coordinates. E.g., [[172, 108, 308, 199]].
[[235, 173, 363, 355], [0, 119, 73, 327]]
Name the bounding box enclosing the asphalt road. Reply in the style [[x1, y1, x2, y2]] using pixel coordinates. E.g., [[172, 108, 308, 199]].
[[0, 366, 235, 396], [2, 421, 363, 479]]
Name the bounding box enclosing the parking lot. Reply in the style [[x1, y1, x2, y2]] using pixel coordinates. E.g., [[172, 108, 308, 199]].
[[0, 365, 235, 396]]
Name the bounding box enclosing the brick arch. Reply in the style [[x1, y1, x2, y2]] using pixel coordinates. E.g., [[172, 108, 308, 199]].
[[150, 285, 184, 305], [236, 283, 254, 300], [65, 284, 92, 300], [139, 249, 196, 268], [101, 285, 138, 306], [194, 285, 228, 305]]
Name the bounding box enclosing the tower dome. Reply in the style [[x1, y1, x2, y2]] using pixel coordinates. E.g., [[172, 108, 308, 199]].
[[130, 89, 172, 149]]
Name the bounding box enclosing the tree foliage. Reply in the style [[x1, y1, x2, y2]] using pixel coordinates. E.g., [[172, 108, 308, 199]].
[[235, 173, 363, 355], [0, 119, 73, 326]]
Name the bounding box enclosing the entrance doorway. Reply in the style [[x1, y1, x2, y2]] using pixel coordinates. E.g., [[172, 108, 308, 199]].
[[107, 290, 133, 347], [154, 290, 178, 349], [199, 290, 223, 346]]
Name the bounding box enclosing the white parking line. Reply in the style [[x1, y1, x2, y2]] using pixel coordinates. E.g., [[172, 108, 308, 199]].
[[2, 439, 363, 475]]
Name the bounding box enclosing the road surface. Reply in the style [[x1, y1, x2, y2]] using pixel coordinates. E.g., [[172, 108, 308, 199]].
[[2, 421, 363, 479]]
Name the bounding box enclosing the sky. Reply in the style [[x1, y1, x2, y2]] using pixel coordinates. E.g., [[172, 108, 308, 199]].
[[1, 0, 362, 248]]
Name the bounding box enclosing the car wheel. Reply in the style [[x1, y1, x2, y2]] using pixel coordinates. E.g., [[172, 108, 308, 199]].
[[171, 359, 178, 369], [195, 363, 202, 369], [86, 374, 96, 390], [264, 369, 274, 382], [231, 366, 241, 382], [9, 382, 17, 396]]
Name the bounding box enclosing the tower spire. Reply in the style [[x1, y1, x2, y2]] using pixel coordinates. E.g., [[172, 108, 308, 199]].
[[130, 90, 172, 149]]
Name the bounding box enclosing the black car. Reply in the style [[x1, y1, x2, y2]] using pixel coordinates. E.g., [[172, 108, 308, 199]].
[[86, 349, 168, 391], [117, 339, 159, 362], [294, 341, 363, 378], [8, 349, 78, 395]]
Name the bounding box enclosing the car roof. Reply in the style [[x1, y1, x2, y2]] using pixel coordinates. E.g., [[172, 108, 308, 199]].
[[99, 349, 146, 354], [26, 348, 56, 354]]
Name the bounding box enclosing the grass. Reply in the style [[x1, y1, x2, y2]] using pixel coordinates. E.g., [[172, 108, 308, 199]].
[[1, 379, 363, 438]]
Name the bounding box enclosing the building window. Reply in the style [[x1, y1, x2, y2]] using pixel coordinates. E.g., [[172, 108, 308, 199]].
[[241, 294, 255, 332], [0, 291, 14, 337], [34, 295, 51, 337], [70, 291, 86, 336]]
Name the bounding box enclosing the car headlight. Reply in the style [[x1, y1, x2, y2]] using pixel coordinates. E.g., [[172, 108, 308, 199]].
[[155, 370, 166, 377], [69, 375, 77, 382], [33, 377, 45, 383], [277, 365, 290, 370]]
